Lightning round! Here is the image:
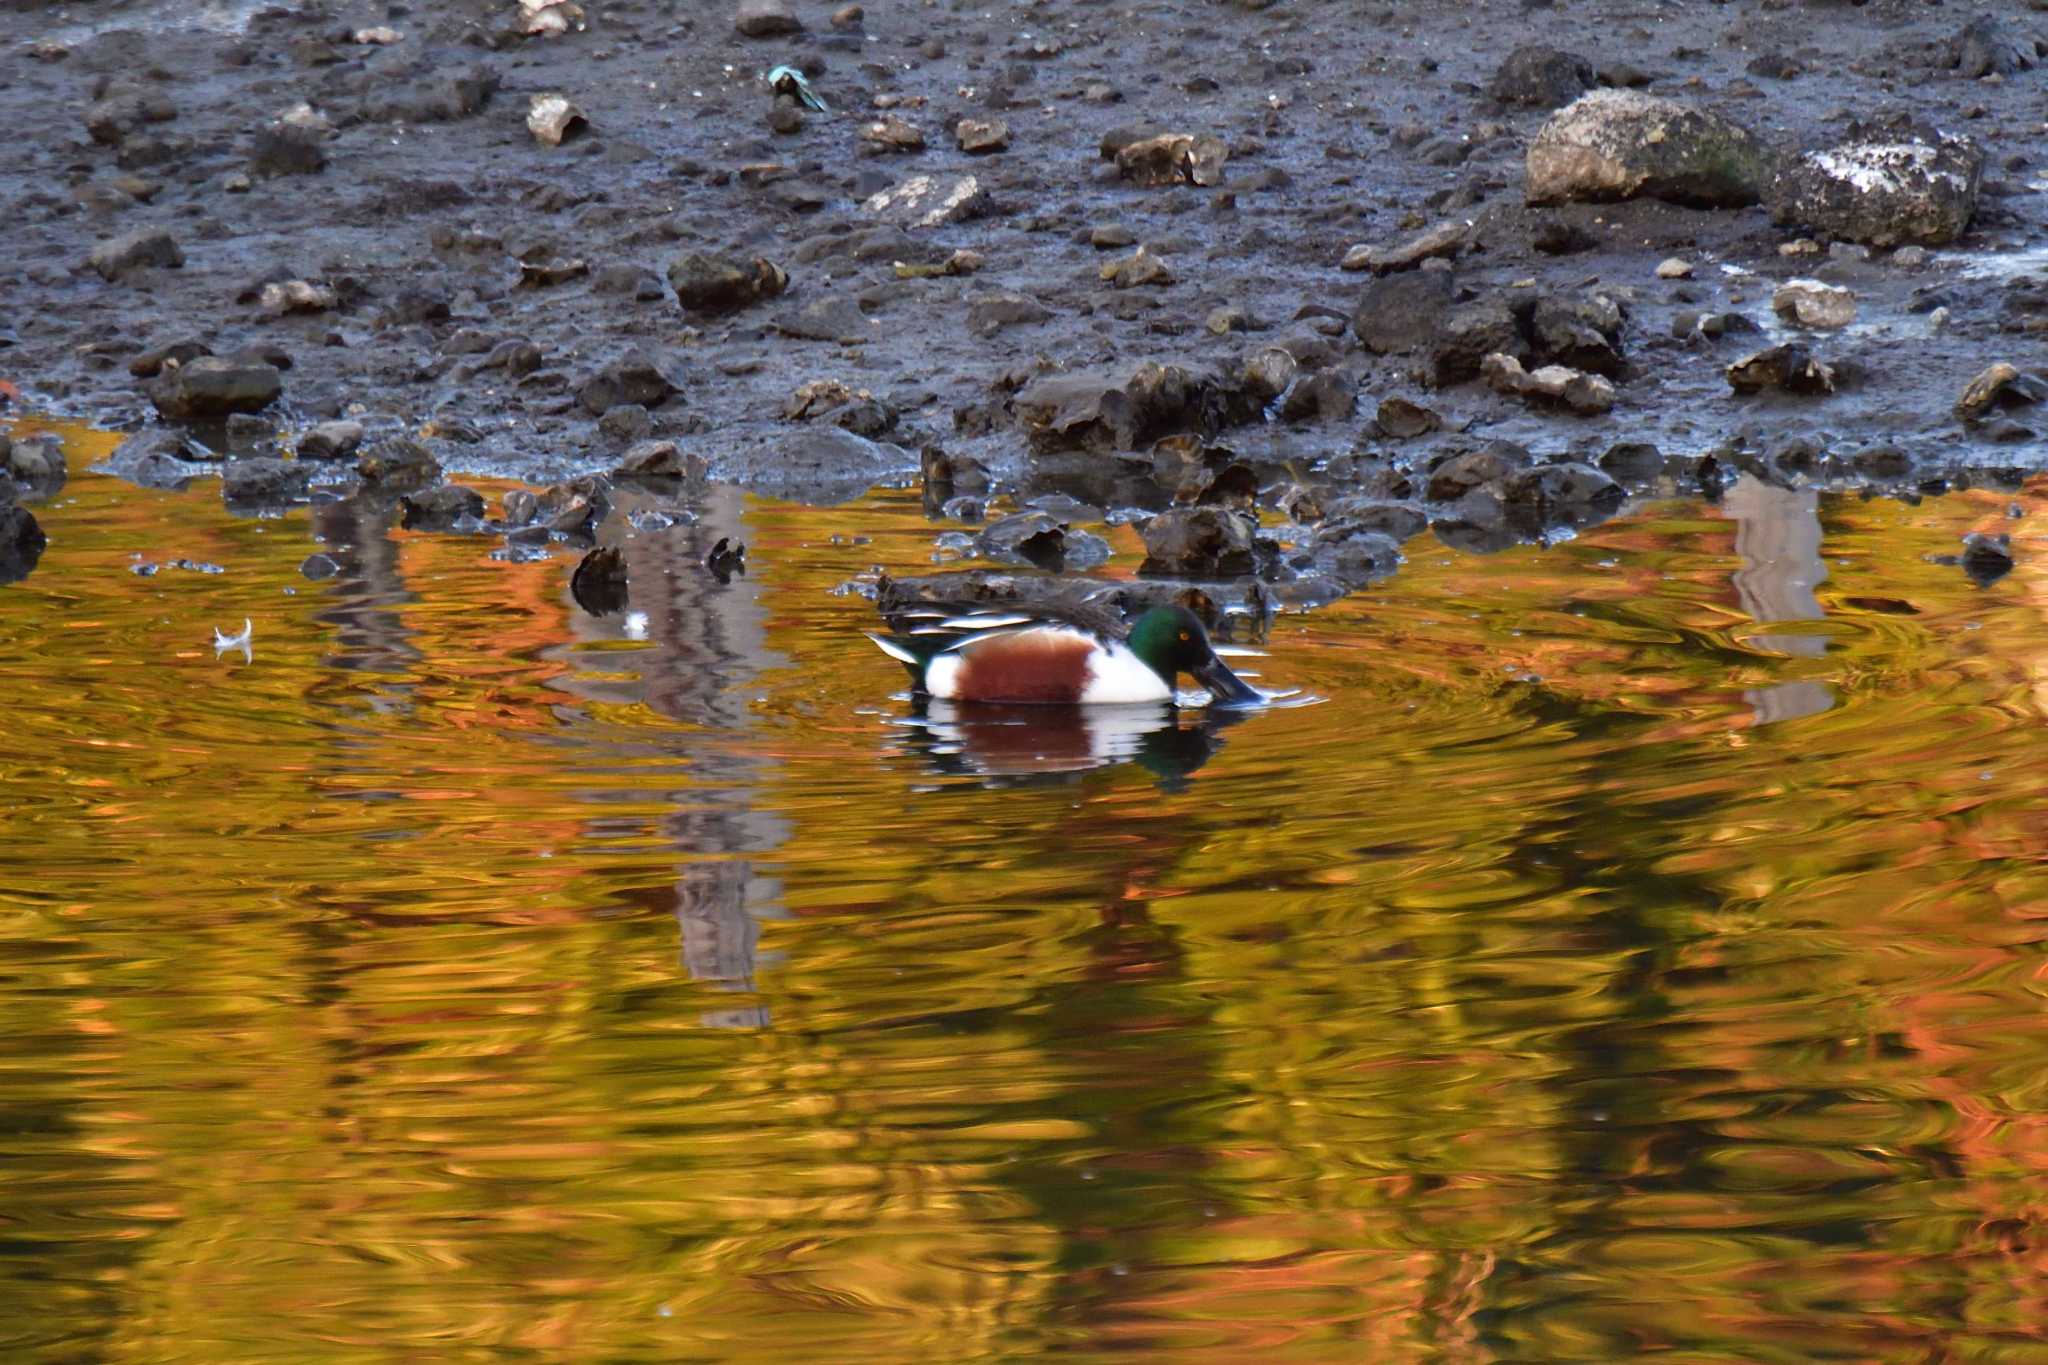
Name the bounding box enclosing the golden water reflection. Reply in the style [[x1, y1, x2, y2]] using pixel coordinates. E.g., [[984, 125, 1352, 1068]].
[[6, 421, 2048, 1361]]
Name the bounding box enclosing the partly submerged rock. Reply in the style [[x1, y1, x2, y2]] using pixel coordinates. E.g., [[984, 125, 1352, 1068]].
[[1526, 90, 1771, 208], [974, 511, 1112, 572], [716, 428, 917, 505], [356, 437, 443, 492], [148, 357, 282, 420], [0, 504, 46, 586], [1139, 505, 1258, 577], [1956, 363, 2048, 422], [1727, 344, 1836, 396], [1771, 279, 1857, 330], [1767, 129, 1983, 248]]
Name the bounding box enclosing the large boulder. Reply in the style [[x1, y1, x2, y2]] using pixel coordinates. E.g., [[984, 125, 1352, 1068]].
[[1526, 90, 1772, 208], [1766, 128, 1982, 247]]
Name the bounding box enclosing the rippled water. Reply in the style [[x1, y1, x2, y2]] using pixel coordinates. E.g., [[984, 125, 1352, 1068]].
[[7, 421, 2048, 1362]]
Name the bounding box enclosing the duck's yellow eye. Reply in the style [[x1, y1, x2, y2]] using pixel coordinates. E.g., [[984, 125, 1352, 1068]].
[[1179, 632, 1191, 642]]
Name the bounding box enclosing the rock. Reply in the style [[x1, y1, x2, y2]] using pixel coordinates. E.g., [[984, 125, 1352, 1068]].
[[1656, 257, 1693, 279], [1339, 221, 1467, 274], [526, 93, 588, 147], [974, 511, 1112, 572], [1772, 279, 1857, 330], [861, 174, 986, 228], [221, 457, 311, 506], [613, 440, 707, 480], [860, 115, 925, 153], [1353, 270, 1453, 357], [1482, 353, 1617, 415], [1527, 293, 1625, 376], [89, 227, 183, 281], [356, 438, 442, 491], [1599, 441, 1663, 483], [1488, 45, 1597, 108], [1959, 532, 2015, 586], [1302, 523, 1403, 589], [570, 545, 629, 615], [96, 429, 205, 488], [727, 428, 917, 505], [772, 296, 871, 343], [1374, 396, 1441, 440], [258, 280, 335, 315], [1090, 224, 1136, 250], [1526, 90, 1771, 208], [1427, 443, 1534, 503], [1767, 129, 1983, 248], [1243, 347, 1297, 400], [734, 0, 801, 36], [1727, 344, 1836, 396], [362, 63, 499, 123], [1139, 505, 1257, 577], [598, 404, 652, 442], [766, 102, 804, 136], [1114, 133, 1228, 187], [128, 338, 210, 377], [399, 485, 486, 530], [667, 252, 789, 312], [831, 4, 864, 30], [4, 433, 66, 497], [1430, 298, 1524, 388], [578, 349, 680, 414], [248, 121, 327, 177], [297, 420, 364, 460], [148, 357, 282, 420], [1100, 246, 1173, 289], [1497, 462, 1624, 534], [1957, 363, 2048, 421], [1280, 371, 1356, 423], [85, 88, 175, 145], [1951, 15, 2039, 79], [1012, 363, 1242, 455], [0, 505, 45, 586], [967, 292, 1052, 337], [955, 118, 1009, 154]]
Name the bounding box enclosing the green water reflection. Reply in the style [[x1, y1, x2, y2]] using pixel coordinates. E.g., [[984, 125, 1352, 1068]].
[[6, 422, 2048, 1362]]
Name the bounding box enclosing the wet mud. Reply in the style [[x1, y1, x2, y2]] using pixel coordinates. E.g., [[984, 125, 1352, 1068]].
[[2, 0, 2045, 608]]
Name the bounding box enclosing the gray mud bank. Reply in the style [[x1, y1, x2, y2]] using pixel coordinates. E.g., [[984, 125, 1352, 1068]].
[[3, 0, 2047, 608]]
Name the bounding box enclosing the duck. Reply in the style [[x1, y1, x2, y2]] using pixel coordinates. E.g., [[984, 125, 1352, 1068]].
[[866, 601, 1263, 706]]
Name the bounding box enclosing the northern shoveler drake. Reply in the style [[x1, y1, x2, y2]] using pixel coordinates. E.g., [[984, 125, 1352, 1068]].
[[866, 602, 1263, 706]]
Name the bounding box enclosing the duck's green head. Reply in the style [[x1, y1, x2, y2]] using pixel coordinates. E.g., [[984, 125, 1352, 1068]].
[[1126, 606, 1263, 705]]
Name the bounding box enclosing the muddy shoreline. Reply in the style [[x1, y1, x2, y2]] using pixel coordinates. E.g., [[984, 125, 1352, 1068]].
[[2, 0, 2045, 604]]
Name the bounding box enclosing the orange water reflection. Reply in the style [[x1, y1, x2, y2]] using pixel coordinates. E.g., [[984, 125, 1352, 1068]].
[[5, 420, 2048, 1360]]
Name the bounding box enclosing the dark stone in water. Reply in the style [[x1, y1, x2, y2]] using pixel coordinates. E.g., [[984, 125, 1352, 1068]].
[[1959, 532, 2014, 587], [0, 504, 46, 585], [571, 544, 629, 615]]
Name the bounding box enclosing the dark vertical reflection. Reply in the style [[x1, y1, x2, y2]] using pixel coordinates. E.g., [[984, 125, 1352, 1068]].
[[559, 485, 787, 1028], [1723, 475, 1833, 726]]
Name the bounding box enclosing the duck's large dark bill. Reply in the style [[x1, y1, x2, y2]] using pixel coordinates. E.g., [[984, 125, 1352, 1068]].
[[1193, 655, 1264, 705]]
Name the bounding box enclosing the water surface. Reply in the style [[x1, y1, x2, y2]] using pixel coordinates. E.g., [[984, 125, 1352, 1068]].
[[7, 423, 2048, 1362]]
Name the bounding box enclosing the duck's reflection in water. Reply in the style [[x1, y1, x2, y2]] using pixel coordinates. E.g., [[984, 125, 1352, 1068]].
[[889, 699, 1254, 791]]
